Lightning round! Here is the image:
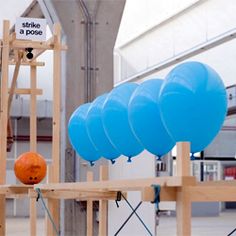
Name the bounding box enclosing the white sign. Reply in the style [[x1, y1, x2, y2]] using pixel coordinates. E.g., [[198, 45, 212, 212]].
[[15, 17, 47, 41]]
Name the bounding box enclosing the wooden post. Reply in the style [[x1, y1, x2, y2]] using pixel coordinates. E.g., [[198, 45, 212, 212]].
[[87, 171, 94, 236], [46, 23, 61, 236], [0, 20, 10, 236], [176, 142, 191, 236], [98, 166, 108, 236], [29, 64, 37, 236], [30, 65, 37, 152]]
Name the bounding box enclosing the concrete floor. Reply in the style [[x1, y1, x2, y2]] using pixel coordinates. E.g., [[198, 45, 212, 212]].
[[156, 210, 236, 236], [6, 210, 236, 235]]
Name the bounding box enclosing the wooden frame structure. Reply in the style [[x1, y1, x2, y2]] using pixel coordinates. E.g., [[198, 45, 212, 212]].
[[34, 142, 236, 236], [0, 19, 66, 235], [0, 19, 236, 236]]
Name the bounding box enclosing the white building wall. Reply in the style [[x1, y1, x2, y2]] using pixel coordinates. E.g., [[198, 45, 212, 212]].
[[115, 0, 236, 86]]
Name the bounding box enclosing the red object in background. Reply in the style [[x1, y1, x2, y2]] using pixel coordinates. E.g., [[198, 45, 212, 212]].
[[224, 167, 236, 179]]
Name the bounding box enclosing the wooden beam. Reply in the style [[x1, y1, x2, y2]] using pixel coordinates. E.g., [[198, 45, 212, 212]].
[[52, 22, 61, 185], [8, 88, 43, 95], [141, 183, 236, 202], [176, 142, 191, 177], [0, 20, 10, 236], [188, 186, 236, 202], [176, 142, 191, 236], [30, 65, 37, 152], [198, 180, 236, 186], [29, 64, 37, 236], [176, 187, 191, 236], [32, 37, 67, 60], [46, 165, 60, 236], [141, 186, 177, 202], [10, 39, 67, 50], [30, 194, 37, 236], [46, 22, 61, 236], [0, 185, 33, 194], [87, 171, 94, 236], [8, 52, 23, 116], [29, 189, 121, 201], [35, 176, 196, 192], [9, 60, 45, 66], [99, 166, 108, 236]]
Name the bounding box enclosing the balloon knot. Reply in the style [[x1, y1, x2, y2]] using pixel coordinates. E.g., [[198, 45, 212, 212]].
[[156, 155, 162, 161], [90, 161, 95, 166], [190, 153, 195, 161], [127, 156, 132, 163], [111, 159, 116, 164]]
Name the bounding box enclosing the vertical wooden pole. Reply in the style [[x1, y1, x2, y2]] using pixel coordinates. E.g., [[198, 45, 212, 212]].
[[30, 65, 37, 152], [176, 142, 191, 236], [30, 196, 37, 236], [87, 171, 94, 236], [98, 166, 108, 236], [46, 23, 61, 236], [46, 165, 54, 236], [30, 65, 37, 236], [0, 20, 10, 236]]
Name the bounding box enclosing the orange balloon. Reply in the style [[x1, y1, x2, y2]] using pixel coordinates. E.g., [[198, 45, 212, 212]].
[[14, 152, 47, 185]]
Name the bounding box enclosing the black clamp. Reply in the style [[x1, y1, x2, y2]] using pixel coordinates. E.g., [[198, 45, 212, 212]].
[[151, 185, 161, 210], [115, 191, 122, 208]]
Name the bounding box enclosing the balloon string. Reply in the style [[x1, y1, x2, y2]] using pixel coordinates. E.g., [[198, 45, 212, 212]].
[[127, 156, 132, 163], [111, 159, 116, 164], [90, 161, 95, 166]]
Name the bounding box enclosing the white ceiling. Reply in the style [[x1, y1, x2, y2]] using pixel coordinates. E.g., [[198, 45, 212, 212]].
[[0, 0, 33, 37]]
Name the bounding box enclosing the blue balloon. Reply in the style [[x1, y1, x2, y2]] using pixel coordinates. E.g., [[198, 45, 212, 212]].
[[86, 94, 120, 164], [159, 61, 227, 154], [68, 103, 100, 165], [128, 79, 175, 158], [102, 83, 144, 161]]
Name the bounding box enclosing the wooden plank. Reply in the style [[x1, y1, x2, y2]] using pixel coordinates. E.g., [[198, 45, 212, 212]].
[[0, 185, 33, 194], [0, 196, 5, 234], [7, 52, 23, 115], [46, 22, 61, 236], [30, 64, 37, 236], [30, 65, 37, 152], [52, 22, 61, 184], [99, 166, 108, 236], [10, 39, 67, 50], [29, 189, 121, 200], [176, 142, 191, 177], [8, 88, 43, 95], [141, 186, 177, 202], [87, 171, 93, 236], [35, 176, 193, 192], [176, 187, 191, 236], [30, 196, 37, 236], [9, 61, 45, 66], [0, 20, 10, 236], [198, 180, 236, 186], [188, 186, 236, 202], [33, 36, 67, 60], [46, 165, 59, 236], [176, 142, 191, 236]]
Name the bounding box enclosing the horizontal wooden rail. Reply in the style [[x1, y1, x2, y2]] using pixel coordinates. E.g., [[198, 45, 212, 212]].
[[10, 39, 67, 50], [8, 88, 43, 95], [35, 176, 196, 192]]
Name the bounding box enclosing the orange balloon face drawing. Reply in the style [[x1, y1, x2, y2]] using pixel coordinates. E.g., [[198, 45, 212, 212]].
[[14, 152, 47, 185]]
